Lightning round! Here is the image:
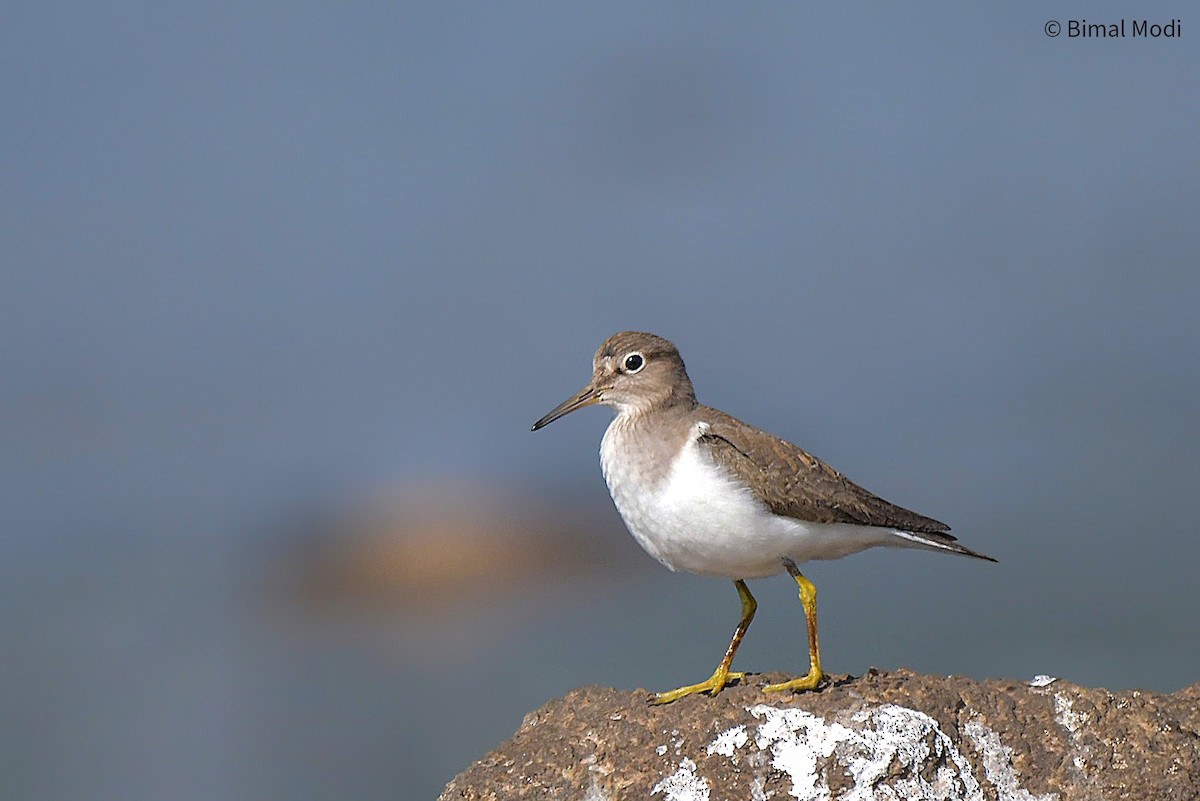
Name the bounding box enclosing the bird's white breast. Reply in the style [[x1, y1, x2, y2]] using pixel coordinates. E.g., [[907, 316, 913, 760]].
[[600, 418, 900, 579]]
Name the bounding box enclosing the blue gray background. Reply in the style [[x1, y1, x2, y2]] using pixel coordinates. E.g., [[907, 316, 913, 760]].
[[3, 3, 1197, 799]]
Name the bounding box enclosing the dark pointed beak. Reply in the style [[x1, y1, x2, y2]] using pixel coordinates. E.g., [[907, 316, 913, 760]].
[[531, 384, 600, 431]]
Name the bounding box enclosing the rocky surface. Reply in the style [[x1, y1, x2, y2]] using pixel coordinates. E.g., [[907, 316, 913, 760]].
[[439, 669, 1200, 800]]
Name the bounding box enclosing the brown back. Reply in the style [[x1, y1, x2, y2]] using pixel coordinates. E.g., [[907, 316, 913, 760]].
[[697, 406, 953, 535]]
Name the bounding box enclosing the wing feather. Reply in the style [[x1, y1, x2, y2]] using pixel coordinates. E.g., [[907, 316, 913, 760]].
[[696, 407, 953, 536]]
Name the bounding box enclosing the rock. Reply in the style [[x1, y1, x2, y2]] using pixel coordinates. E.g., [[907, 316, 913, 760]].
[[438, 669, 1200, 800]]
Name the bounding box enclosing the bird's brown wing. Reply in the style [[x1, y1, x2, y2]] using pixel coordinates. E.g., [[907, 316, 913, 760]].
[[696, 407, 953, 535]]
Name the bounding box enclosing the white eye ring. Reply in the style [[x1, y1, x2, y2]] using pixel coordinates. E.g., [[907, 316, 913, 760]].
[[623, 352, 646, 373]]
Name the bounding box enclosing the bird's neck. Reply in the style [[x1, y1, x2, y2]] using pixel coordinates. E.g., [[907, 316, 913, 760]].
[[611, 393, 697, 429]]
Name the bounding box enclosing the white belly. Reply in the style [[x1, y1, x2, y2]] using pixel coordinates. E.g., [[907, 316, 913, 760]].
[[600, 422, 899, 579]]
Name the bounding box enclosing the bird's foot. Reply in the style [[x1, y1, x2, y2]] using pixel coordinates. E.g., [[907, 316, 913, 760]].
[[762, 668, 823, 694], [652, 669, 745, 705]]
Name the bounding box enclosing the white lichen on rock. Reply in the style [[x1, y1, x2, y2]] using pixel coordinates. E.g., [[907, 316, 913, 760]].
[[748, 705, 851, 800], [693, 702, 1050, 801], [1052, 692, 1093, 779], [743, 703, 983, 800], [652, 756, 709, 801], [706, 724, 748, 758], [1053, 694, 1087, 733], [964, 718, 1057, 801]]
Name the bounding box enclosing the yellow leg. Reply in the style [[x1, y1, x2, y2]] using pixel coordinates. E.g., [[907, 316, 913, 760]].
[[764, 560, 824, 693], [653, 580, 757, 704]]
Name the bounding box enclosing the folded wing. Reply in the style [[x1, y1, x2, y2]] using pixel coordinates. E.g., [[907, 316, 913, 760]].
[[697, 406, 994, 561]]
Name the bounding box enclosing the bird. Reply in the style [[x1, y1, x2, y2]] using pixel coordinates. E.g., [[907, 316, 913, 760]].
[[531, 331, 995, 704]]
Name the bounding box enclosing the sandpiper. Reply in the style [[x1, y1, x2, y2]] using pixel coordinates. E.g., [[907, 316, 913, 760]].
[[532, 331, 995, 704]]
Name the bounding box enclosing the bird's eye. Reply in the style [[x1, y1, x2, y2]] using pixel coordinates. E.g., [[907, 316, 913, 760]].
[[623, 353, 645, 373]]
